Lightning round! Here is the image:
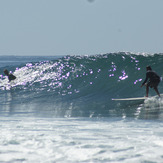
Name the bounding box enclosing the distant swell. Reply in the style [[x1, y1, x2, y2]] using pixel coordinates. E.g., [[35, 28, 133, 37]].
[[0, 53, 163, 117]]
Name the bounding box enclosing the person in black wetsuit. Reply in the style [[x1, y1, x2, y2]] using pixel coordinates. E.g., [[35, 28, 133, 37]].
[[4, 69, 16, 82], [141, 66, 160, 97]]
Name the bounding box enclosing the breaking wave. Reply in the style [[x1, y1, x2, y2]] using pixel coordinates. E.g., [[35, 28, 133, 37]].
[[0, 53, 163, 118]]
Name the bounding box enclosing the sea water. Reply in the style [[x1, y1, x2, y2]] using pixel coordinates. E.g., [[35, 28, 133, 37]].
[[0, 53, 163, 162]]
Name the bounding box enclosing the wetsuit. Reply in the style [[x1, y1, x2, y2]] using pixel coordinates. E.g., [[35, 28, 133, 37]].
[[142, 70, 160, 88], [8, 74, 16, 82]]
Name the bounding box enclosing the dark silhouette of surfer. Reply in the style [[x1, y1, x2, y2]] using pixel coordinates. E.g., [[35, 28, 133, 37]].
[[141, 66, 160, 97], [4, 69, 16, 82]]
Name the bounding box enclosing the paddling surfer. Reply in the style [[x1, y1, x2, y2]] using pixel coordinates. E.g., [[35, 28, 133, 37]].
[[4, 69, 16, 82], [141, 66, 160, 97]]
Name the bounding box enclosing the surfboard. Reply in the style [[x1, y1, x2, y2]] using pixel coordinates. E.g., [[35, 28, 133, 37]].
[[112, 97, 147, 101], [112, 94, 163, 101]]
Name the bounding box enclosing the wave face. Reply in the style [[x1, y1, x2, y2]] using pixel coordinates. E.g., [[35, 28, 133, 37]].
[[0, 53, 163, 118]]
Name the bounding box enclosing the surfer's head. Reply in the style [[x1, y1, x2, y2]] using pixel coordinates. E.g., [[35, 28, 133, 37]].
[[4, 69, 9, 76], [146, 66, 152, 71]]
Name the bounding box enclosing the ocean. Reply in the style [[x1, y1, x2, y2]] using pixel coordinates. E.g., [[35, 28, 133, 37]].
[[0, 52, 163, 162]]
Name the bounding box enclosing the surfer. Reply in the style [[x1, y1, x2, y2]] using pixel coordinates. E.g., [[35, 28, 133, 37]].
[[141, 66, 160, 97], [4, 69, 16, 82]]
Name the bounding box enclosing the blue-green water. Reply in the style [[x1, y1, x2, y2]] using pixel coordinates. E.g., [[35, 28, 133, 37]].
[[0, 53, 163, 118], [0, 53, 163, 162]]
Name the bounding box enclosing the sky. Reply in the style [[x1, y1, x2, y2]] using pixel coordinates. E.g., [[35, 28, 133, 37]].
[[0, 0, 163, 56]]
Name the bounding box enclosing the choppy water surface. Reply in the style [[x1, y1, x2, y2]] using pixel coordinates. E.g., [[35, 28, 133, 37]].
[[0, 53, 163, 162], [1, 117, 163, 163]]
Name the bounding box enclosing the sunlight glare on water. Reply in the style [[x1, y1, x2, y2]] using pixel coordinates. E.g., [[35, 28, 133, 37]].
[[0, 54, 163, 162]]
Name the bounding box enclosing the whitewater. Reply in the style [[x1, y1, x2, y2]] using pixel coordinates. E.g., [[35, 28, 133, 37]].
[[0, 52, 163, 162]]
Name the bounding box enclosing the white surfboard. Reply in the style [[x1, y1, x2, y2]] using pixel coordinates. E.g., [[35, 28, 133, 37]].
[[112, 97, 147, 101], [112, 94, 163, 101]]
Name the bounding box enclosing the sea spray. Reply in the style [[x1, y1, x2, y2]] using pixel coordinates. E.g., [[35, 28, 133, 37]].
[[0, 53, 163, 118]]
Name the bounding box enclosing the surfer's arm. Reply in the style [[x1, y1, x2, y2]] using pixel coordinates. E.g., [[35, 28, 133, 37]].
[[141, 79, 147, 87], [141, 73, 148, 87]]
